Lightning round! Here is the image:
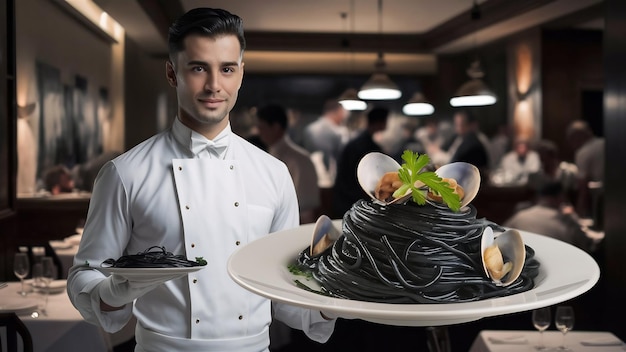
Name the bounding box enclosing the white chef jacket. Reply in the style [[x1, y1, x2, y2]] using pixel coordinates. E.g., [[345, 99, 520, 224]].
[[67, 118, 335, 351]]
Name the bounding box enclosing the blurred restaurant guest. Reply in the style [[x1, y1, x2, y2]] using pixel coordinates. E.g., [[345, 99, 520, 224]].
[[429, 109, 489, 172], [71, 151, 121, 192], [256, 104, 320, 224], [566, 120, 605, 226], [66, 8, 336, 352], [504, 181, 591, 251], [302, 99, 350, 187], [333, 106, 389, 218], [528, 139, 578, 201], [43, 164, 75, 195], [496, 138, 541, 185]]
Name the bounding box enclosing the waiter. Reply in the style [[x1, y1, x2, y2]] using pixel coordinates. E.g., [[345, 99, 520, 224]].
[[66, 8, 336, 351]]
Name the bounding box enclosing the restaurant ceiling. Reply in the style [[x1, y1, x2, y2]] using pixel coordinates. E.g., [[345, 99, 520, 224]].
[[93, 0, 604, 74]]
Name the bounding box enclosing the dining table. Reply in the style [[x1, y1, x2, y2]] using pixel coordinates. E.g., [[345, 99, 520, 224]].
[[470, 330, 626, 352], [49, 232, 82, 279], [0, 280, 134, 352]]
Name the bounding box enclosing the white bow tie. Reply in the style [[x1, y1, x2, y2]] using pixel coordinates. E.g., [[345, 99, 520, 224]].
[[190, 133, 229, 158]]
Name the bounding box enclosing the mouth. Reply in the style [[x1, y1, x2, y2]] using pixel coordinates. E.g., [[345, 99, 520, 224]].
[[198, 97, 225, 109]]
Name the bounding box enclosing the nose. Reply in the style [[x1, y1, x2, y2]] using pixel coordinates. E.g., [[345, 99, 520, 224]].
[[203, 70, 221, 92]]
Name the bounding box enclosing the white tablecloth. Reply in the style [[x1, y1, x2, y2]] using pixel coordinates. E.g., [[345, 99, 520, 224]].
[[0, 281, 134, 352], [470, 330, 625, 352], [50, 242, 79, 279]]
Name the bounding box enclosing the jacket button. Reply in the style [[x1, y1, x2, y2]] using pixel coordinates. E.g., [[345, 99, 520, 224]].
[[235, 241, 241, 246], [178, 166, 182, 171], [196, 319, 200, 324], [234, 202, 239, 207], [191, 243, 195, 248], [230, 165, 234, 170], [193, 279, 198, 284], [238, 315, 243, 320], [185, 205, 190, 210]]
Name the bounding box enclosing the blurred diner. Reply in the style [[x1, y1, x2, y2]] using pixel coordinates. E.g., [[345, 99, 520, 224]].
[[490, 138, 541, 186], [302, 100, 350, 188], [566, 120, 605, 229], [256, 104, 321, 224], [333, 106, 389, 218], [428, 109, 490, 173]]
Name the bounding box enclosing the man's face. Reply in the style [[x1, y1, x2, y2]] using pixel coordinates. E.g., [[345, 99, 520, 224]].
[[454, 113, 469, 135], [167, 34, 244, 137]]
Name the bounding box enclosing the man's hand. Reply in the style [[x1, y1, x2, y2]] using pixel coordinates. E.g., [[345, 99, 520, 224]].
[[98, 272, 186, 309]]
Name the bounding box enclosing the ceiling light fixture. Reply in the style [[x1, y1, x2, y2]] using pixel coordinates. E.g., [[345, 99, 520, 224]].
[[338, 6, 367, 111], [339, 88, 367, 111], [357, 0, 401, 101], [449, 0, 496, 107], [402, 92, 434, 116], [450, 60, 497, 107]]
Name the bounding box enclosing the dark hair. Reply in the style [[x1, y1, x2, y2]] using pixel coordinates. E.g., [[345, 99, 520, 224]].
[[323, 99, 343, 114], [44, 165, 71, 192], [367, 107, 389, 125], [257, 104, 288, 130], [168, 8, 246, 62], [538, 180, 563, 197]]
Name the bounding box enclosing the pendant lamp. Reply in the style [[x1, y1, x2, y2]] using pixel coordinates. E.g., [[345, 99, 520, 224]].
[[339, 88, 367, 111], [450, 1, 496, 107], [338, 5, 367, 111], [357, 0, 401, 101], [450, 60, 497, 107], [402, 92, 434, 116]]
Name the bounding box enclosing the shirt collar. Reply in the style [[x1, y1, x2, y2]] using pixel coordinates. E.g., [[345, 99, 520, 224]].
[[172, 117, 231, 159]]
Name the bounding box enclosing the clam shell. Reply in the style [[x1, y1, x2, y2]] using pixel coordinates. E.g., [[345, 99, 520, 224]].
[[434, 162, 481, 208], [356, 152, 412, 205], [480, 226, 526, 286], [310, 215, 342, 256]]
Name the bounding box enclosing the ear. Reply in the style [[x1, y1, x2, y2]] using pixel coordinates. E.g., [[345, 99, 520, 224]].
[[166, 61, 177, 87]]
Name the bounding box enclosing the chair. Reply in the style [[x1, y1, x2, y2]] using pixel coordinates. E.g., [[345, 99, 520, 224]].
[[0, 312, 34, 352]]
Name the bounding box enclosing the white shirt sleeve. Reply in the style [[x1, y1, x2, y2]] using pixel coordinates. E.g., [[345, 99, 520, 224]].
[[67, 161, 135, 333]]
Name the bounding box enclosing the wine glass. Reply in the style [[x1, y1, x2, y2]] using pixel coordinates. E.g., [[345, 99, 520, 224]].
[[40, 257, 56, 315], [532, 307, 551, 350], [555, 306, 575, 350], [13, 252, 30, 296]]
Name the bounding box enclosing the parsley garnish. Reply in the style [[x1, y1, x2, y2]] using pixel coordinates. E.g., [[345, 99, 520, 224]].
[[395, 150, 461, 212], [195, 257, 207, 266]]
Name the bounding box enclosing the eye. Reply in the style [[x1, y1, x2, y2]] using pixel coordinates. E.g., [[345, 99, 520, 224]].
[[222, 67, 235, 73], [192, 66, 206, 73]]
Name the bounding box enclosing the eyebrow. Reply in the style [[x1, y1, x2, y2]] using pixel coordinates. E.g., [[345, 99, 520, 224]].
[[185, 60, 240, 67]]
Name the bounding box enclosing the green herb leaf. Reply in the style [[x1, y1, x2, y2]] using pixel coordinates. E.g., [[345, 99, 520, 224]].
[[398, 150, 461, 211], [195, 257, 207, 266]]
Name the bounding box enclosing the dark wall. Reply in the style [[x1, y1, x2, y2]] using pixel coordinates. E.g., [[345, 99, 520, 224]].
[[603, 0, 626, 341], [541, 29, 603, 162], [0, 0, 17, 282]]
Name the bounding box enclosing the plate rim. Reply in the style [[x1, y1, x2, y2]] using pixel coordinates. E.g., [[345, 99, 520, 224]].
[[99, 265, 205, 276], [227, 220, 601, 326]]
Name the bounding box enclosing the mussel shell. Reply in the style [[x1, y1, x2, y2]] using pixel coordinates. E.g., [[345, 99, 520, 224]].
[[480, 226, 526, 286], [310, 215, 342, 256], [356, 152, 412, 205], [434, 162, 481, 208]]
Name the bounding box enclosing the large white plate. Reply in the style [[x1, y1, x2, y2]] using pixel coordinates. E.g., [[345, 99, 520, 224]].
[[227, 220, 600, 326], [100, 266, 205, 280], [0, 299, 39, 315]]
